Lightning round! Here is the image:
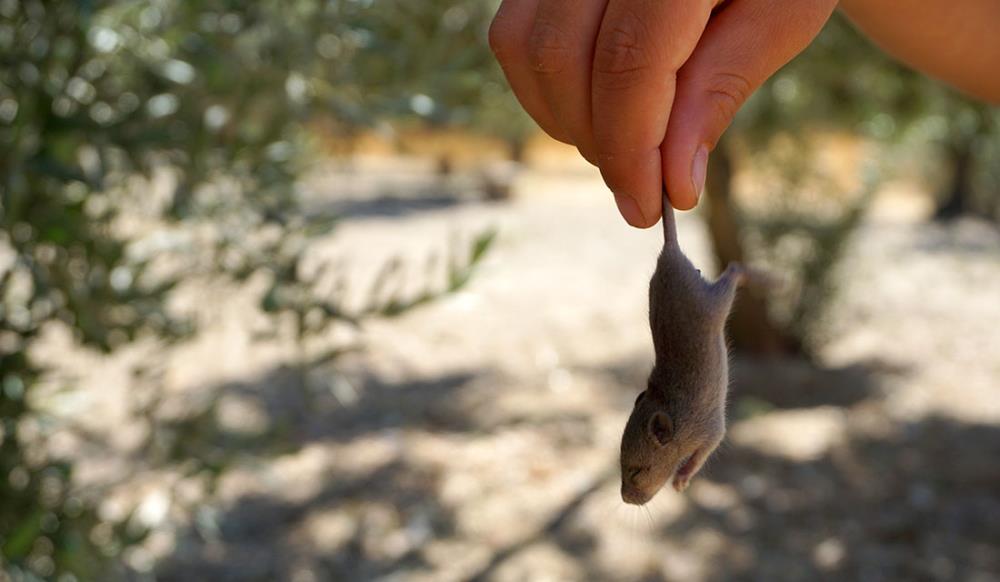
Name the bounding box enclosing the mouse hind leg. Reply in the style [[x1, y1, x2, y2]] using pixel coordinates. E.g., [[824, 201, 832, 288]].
[[706, 262, 745, 318]]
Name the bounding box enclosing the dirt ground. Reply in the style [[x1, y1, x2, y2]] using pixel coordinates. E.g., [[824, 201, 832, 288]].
[[49, 153, 1000, 581]]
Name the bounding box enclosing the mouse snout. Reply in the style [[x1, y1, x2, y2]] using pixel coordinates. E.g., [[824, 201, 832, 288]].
[[621, 482, 652, 505], [621, 467, 652, 505]]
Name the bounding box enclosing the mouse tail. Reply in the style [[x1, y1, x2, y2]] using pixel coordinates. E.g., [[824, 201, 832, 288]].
[[661, 189, 678, 248]]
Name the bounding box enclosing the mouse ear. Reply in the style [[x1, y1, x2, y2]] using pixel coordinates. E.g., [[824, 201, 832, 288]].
[[647, 411, 674, 447]]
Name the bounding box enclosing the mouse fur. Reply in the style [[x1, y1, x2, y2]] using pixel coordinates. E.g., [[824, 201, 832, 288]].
[[619, 194, 744, 505]]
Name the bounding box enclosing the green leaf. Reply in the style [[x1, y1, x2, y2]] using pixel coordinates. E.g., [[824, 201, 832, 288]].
[[3, 509, 44, 559]]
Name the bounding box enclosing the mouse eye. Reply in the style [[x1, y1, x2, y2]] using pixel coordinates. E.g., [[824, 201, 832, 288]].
[[634, 391, 645, 406]]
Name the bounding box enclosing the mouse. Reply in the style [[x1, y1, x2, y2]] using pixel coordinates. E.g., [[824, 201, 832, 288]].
[[619, 192, 745, 505]]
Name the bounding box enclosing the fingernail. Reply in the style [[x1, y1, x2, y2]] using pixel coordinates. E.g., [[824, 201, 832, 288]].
[[614, 192, 646, 227], [691, 145, 709, 203]]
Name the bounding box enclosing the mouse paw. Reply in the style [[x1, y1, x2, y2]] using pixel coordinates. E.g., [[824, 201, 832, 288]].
[[672, 475, 692, 493], [720, 262, 746, 286]]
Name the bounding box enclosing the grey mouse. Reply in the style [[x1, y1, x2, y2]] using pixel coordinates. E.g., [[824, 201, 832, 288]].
[[620, 193, 745, 505]]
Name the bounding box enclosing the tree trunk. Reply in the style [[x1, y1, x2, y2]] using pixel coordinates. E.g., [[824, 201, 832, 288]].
[[703, 139, 798, 357], [934, 138, 975, 220], [436, 155, 454, 176], [507, 136, 527, 163]]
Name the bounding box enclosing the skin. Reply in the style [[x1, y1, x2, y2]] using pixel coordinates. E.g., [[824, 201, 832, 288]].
[[620, 195, 744, 505], [489, 0, 1000, 229], [488, 0, 838, 226], [839, 0, 1000, 105]]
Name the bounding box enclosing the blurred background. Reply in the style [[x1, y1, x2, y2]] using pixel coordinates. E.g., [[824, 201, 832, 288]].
[[2, 1, 999, 581]]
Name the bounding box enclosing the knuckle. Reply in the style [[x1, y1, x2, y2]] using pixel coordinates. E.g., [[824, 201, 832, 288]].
[[528, 21, 573, 74], [592, 13, 653, 90], [703, 72, 753, 123]]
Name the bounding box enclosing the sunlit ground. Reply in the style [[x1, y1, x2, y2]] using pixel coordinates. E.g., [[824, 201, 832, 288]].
[[36, 136, 1000, 581]]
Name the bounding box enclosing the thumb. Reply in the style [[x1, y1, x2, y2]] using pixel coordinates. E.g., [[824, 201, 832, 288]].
[[660, 0, 837, 211]]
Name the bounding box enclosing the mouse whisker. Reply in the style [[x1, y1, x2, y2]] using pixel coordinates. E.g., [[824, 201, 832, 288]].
[[643, 504, 654, 530]]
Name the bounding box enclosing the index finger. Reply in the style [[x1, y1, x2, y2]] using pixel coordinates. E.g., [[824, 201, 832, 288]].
[[591, 0, 713, 227]]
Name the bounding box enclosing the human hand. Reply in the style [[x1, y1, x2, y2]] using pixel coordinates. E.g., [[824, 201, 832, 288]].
[[489, 0, 838, 227]]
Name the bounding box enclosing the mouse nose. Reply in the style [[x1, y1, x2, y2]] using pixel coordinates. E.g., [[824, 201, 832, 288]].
[[621, 483, 650, 505], [622, 466, 651, 504]]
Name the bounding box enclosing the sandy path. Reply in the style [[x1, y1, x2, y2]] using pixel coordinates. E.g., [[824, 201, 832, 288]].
[[48, 158, 1000, 581]]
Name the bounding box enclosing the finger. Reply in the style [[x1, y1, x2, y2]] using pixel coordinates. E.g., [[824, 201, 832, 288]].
[[661, 0, 837, 210], [591, 0, 714, 228], [528, 0, 609, 164], [489, 0, 573, 144]]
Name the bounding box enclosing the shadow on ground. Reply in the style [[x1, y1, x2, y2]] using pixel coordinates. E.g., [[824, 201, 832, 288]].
[[151, 355, 999, 581], [153, 359, 602, 581], [728, 356, 904, 413], [152, 364, 484, 581], [327, 192, 467, 220], [662, 414, 1000, 581]]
